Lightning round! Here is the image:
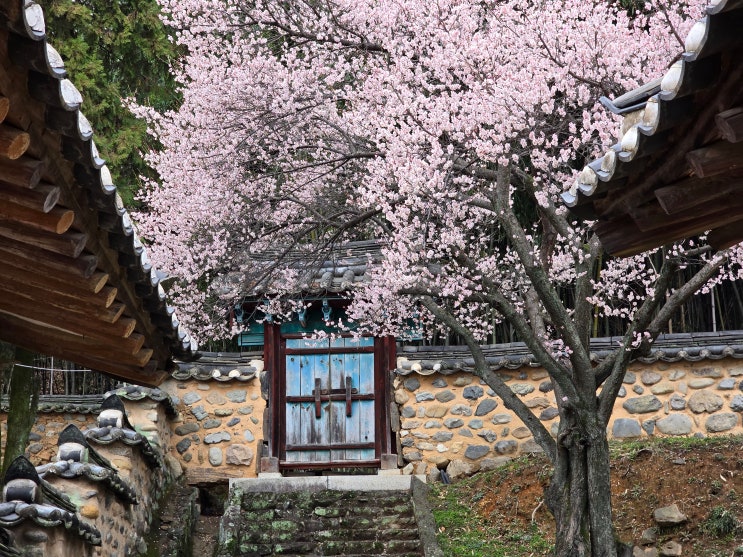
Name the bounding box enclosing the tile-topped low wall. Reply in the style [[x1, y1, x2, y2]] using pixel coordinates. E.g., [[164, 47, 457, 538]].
[[160, 353, 266, 483], [394, 357, 743, 479]]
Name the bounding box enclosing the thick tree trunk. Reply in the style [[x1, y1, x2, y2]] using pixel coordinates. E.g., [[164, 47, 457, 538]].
[[545, 411, 619, 557], [2, 347, 39, 477]]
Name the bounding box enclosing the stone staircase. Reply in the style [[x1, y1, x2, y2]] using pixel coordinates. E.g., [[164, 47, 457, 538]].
[[215, 475, 441, 557]]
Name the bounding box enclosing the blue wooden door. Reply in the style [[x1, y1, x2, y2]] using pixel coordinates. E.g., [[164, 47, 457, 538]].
[[284, 337, 376, 464]]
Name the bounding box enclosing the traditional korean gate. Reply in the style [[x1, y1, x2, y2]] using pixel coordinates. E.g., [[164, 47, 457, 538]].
[[281, 337, 378, 466]]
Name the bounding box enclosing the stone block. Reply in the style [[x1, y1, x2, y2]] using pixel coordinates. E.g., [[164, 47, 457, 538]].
[[510, 383, 534, 396], [415, 391, 435, 402], [612, 418, 642, 438], [463, 386, 484, 400], [424, 404, 448, 418], [475, 399, 498, 416], [226, 444, 254, 466], [226, 389, 247, 403], [208, 447, 223, 466], [705, 413, 738, 433], [623, 395, 662, 414], [404, 378, 420, 392], [650, 382, 674, 395], [641, 371, 661, 385], [539, 407, 559, 421], [688, 390, 724, 413], [491, 413, 512, 424], [443, 418, 464, 429], [450, 404, 473, 416], [435, 390, 456, 402], [464, 445, 490, 460], [689, 378, 715, 389], [653, 504, 687, 526], [182, 392, 201, 405], [656, 415, 692, 435], [175, 422, 201, 436]]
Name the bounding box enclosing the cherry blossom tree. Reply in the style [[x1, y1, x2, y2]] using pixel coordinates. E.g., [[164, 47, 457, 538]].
[[133, 1, 733, 554]]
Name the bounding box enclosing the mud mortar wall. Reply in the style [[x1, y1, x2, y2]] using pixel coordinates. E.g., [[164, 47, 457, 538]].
[[393, 358, 743, 479], [160, 376, 266, 483], [0, 395, 177, 557]]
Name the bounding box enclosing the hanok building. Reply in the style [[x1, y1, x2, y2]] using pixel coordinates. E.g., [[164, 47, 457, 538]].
[[215, 240, 399, 473], [0, 1, 196, 384], [562, 0, 743, 256]]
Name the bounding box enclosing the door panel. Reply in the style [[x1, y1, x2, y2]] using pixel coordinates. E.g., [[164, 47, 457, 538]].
[[283, 337, 377, 465]]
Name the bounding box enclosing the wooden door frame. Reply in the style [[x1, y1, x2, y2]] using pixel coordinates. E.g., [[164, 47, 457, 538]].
[[265, 323, 395, 470]]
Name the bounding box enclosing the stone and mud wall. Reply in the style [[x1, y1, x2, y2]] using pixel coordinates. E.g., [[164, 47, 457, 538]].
[[0, 388, 179, 557], [394, 356, 743, 480]]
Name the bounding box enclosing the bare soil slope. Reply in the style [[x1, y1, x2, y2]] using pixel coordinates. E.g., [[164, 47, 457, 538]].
[[430, 437, 743, 556]]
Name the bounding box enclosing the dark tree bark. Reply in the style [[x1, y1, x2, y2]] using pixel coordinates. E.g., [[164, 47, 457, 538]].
[[2, 347, 39, 478]]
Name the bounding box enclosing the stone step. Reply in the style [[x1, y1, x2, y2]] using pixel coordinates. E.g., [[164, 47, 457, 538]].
[[215, 476, 436, 557]]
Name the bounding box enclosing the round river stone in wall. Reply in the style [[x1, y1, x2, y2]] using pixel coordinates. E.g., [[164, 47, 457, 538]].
[[705, 413, 738, 433], [463, 386, 484, 400], [416, 391, 435, 402], [539, 381, 553, 393], [435, 390, 456, 403], [175, 423, 200, 436], [432, 431, 453, 442], [623, 372, 636, 384], [633, 385, 645, 395], [539, 407, 559, 421], [623, 395, 662, 414], [693, 367, 722, 378], [669, 394, 687, 410], [689, 378, 715, 389], [477, 430, 497, 443], [444, 418, 464, 429], [404, 378, 420, 392], [204, 431, 231, 444], [656, 414, 692, 435], [511, 384, 535, 396], [432, 378, 448, 388], [203, 419, 222, 429], [226, 444, 255, 466], [617, 386, 626, 398], [492, 413, 512, 424], [641, 371, 662, 385], [495, 440, 518, 454], [475, 399, 498, 416], [208, 448, 223, 466], [464, 445, 490, 460], [730, 395, 743, 412], [650, 382, 674, 395], [668, 370, 686, 381], [395, 391, 410, 404], [612, 418, 641, 438], [718, 378, 736, 390], [451, 404, 473, 416], [688, 390, 724, 413], [453, 376, 473, 387], [512, 427, 531, 439], [401, 406, 416, 418]]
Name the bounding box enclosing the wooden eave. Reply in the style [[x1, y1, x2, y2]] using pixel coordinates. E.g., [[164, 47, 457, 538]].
[[0, 1, 196, 386], [562, 0, 743, 257]]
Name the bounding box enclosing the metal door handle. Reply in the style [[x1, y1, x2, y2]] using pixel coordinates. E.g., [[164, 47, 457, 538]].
[[345, 376, 352, 417], [313, 378, 322, 419]]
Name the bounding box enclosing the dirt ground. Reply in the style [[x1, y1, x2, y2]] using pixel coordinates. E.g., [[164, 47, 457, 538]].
[[455, 437, 743, 556]]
